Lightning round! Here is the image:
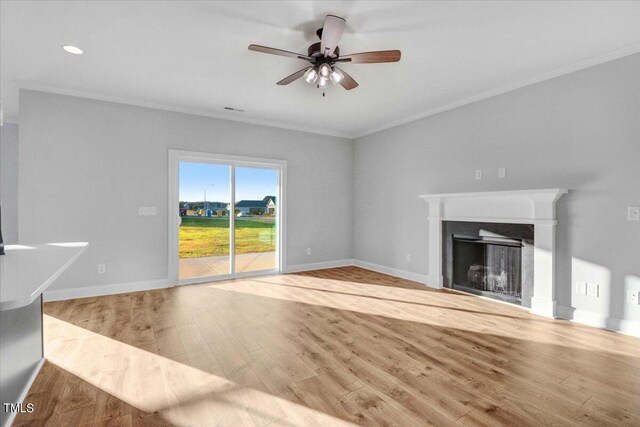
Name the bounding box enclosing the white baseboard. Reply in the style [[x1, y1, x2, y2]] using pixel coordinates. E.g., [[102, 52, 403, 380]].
[[573, 309, 609, 328], [43, 278, 172, 302], [285, 259, 355, 274], [614, 318, 640, 337], [557, 305, 640, 337], [556, 304, 574, 319], [353, 259, 430, 286], [2, 358, 45, 427], [530, 297, 557, 319], [426, 274, 443, 289]]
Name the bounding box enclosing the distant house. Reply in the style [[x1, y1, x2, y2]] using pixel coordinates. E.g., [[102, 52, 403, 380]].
[[205, 201, 228, 211], [235, 200, 267, 215], [265, 197, 276, 215], [201, 201, 225, 216]]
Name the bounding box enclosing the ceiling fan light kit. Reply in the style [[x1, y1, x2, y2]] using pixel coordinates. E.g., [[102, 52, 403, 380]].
[[318, 63, 331, 77], [304, 68, 318, 84], [330, 68, 344, 84], [318, 75, 329, 89], [249, 14, 401, 93]]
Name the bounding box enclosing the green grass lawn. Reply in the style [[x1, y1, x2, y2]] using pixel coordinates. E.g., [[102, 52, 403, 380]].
[[179, 216, 276, 258]]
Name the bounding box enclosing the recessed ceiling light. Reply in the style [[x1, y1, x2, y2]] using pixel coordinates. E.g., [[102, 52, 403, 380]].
[[62, 45, 83, 55]]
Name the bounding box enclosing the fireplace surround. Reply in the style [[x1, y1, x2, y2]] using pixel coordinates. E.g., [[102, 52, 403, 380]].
[[419, 189, 567, 318]]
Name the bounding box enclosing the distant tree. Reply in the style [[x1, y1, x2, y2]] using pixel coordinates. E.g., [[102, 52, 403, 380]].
[[179, 201, 186, 209], [263, 195, 276, 204]]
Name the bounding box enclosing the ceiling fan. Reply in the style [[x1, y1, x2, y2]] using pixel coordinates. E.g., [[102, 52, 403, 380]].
[[248, 14, 401, 92]]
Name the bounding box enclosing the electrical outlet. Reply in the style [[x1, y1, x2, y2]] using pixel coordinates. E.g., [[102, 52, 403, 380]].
[[587, 283, 599, 298], [575, 281, 587, 295], [628, 290, 640, 305], [306, 247, 311, 256], [628, 206, 640, 221], [475, 169, 483, 180], [97, 264, 107, 274], [406, 254, 411, 263], [498, 167, 506, 178]]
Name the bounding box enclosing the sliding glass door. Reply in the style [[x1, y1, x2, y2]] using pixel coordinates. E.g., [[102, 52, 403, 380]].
[[171, 151, 283, 284], [178, 162, 231, 280], [234, 167, 278, 273]]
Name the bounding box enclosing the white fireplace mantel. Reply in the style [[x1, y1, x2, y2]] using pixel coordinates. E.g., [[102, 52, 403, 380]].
[[419, 188, 568, 318]]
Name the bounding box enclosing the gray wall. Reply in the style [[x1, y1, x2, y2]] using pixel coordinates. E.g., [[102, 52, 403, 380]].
[[354, 53, 640, 326], [1, 123, 19, 243], [19, 90, 353, 290]]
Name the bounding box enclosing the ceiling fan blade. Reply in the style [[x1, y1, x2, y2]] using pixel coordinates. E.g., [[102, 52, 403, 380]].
[[335, 67, 358, 90], [276, 67, 311, 85], [248, 44, 311, 61], [320, 15, 346, 58], [338, 50, 401, 64]]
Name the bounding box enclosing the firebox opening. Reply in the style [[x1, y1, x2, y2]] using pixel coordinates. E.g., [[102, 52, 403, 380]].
[[452, 234, 523, 305], [442, 221, 534, 307]]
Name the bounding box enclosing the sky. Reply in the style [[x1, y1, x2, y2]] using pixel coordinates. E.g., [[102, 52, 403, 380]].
[[179, 162, 277, 203]]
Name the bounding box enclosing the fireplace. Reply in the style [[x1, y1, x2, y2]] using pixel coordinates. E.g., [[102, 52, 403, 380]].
[[443, 221, 534, 307], [419, 189, 567, 318]]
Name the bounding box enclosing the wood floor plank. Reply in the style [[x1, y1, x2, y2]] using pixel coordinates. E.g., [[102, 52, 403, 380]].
[[206, 338, 288, 425], [344, 386, 432, 426], [582, 397, 640, 426], [154, 325, 186, 358], [14, 266, 640, 427], [561, 373, 640, 416]]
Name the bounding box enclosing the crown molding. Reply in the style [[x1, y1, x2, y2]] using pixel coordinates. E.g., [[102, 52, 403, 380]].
[[12, 43, 640, 140], [353, 43, 640, 139], [15, 83, 354, 139]]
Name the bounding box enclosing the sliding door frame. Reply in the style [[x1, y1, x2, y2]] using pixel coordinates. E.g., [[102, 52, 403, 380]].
[[168, 149, 286, 285]]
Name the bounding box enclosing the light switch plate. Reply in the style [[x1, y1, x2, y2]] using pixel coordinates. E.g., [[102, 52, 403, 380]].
[[475, 169, 483, 180], [628, 206, 640, 221], [498, 167, 506, 178], [587, 283, 599, 298], [575, 281, 587, 295], [138, 206, 157, 216], [628, 290, 640, 305]]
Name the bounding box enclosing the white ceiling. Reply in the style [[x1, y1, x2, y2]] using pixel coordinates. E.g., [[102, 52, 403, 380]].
[[2, 1, 640, 138]]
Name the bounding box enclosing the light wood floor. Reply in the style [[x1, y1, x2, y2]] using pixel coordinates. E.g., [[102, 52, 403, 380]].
[[15, 267, 640, 426]]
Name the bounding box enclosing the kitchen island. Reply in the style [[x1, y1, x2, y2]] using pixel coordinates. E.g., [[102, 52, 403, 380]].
[[0, 242, 87, 427]]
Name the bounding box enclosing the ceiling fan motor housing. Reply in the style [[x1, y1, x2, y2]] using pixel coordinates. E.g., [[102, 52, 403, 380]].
[[308, 42, 340, 61]]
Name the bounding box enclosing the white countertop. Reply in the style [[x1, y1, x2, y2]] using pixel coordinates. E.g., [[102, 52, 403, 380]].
[[0, 242, 88, 311]]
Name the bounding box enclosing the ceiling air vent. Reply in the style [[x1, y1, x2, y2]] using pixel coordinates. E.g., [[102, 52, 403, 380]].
[[224, 107, 245, 112]]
